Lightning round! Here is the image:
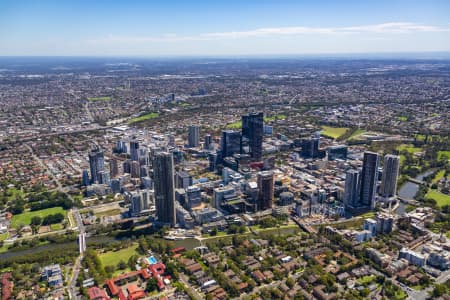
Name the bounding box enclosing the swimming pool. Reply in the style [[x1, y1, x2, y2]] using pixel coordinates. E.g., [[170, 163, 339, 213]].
[[147, 256, 157, 265]]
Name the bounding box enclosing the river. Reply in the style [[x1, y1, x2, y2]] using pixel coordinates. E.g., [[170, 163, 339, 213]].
[[0, 226, 300, 261], [398, 169, 435, 200]]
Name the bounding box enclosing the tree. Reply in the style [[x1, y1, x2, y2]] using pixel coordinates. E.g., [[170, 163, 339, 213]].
[[30, 216, 42, 226], [210, 227, 218, 236], [128, 255, 139, 269], [146, 277, 158, 292], [117, 260, 127, 270], [286, 277, 295, 288]]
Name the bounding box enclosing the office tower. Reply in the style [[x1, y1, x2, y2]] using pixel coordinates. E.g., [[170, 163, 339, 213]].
[[122, 160, 131, 174], [153, 152, 176, 226], [327, 145, 348, 161], [128, 192, 142, 216], [242, 112, 264, 161], [139, 148, 149, 166], [257, 171, 274, 210], [130, 161, 140, 178], [213, 185, 237, 209], [140, 165, 148, 177], [186, 186, 202, 209], [380, 154, 400, 198], [141, 176, 153, 189], [168, 134, 175, 147], [88, 147, 105, 184], [140, 189, 151, 210], [109, 158, 119, 179], [176, 171, 192, 189], [360, 152, 380, 209], [81, 170, 90, 186], [344, 169, 361, 208], [115, 140, 127, 154], [188, 125, 200, 147], [204, 134, 212, 150], [130, 138, 139, 161], [208, 152, 218, 171], [221, 130, 241, 158], [98, 171, 110, 185], [110, 178, 121, 193], [300, 137, 320, 158]]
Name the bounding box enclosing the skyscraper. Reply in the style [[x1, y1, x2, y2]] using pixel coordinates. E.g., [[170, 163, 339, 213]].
[[380, 154, 400, 198], [188, 125, 200, 148], [109, 158, 119, 179], [130, 138, 139, 161], [153, 152, 176, 226], [241, 112, 264, 161], [360, 152, 380, 209], [88, 147, 105, 184], [221, 130, 241, 158], [257, 171, 274, 210], [81, 169, 90, 186], [130, 161, 140, 178], [204, 134, 212, 150], [344, 169, 361, 208], [300, 137, 320, 158]]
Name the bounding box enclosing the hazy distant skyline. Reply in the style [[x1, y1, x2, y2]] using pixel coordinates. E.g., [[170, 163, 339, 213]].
[[1, 0, 450, 56]]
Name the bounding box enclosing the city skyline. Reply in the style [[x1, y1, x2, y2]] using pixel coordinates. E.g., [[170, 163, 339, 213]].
[[1, 0, 450, 56]]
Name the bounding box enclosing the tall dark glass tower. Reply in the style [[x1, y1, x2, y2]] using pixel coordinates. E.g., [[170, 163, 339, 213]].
[[221, 130, 242, 158], [360, 151, 380, 209], [88, 147, 105, 184], [241, 112, 263, 161], [344, 169, 361, 208], [153, 152, 176, 226], [257, 171, 274, 210], [130, 138, 139, 161], [380, 154, 400, 198], [188, 125, 200, 148]]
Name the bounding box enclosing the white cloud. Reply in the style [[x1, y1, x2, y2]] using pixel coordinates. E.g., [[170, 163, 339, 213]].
[[88, 22, 450, 44]]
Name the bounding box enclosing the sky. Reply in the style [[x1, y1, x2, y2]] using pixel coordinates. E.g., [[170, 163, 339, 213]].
[[0, 0, 450, 56]]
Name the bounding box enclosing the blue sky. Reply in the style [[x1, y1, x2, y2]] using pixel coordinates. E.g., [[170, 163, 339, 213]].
[[0, 0, 449, 56]]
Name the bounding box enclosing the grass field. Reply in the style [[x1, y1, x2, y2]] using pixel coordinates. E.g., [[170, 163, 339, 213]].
[[432, 170, 446, 184], [99, 244, 139, 267], [438, 151, 450, 160], [128, 112, 159, 124], [6, 187, 25, 201], [202, 231, 229, 238], [0, 233, 8, 241], [50, 223, 63, 231], [426, 190, 450, 207], [11, 207, 66, 228], [226, 121, 242, 129], [88, 96, 112, 101], [95, 209, 121, 218], [264, 114, 286, 122], [357, 275, 376, 286], [321, 126, 348, 139], [396, 144, 422, 154], [348, 128, 366, 140]]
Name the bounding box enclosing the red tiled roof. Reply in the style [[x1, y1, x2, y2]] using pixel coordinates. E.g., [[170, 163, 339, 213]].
[[118, 290, 127, 300], [127, 284, 146, 300], [157, 278, 165, 290], [1, 273, 13, 300], [141, 269, 150, 279], [149, 262, 166, 276], [106, 280, 119, 296], [87, 287, 110, 300], [128, 291, 146, 300], [170, 247, 186, 254]]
